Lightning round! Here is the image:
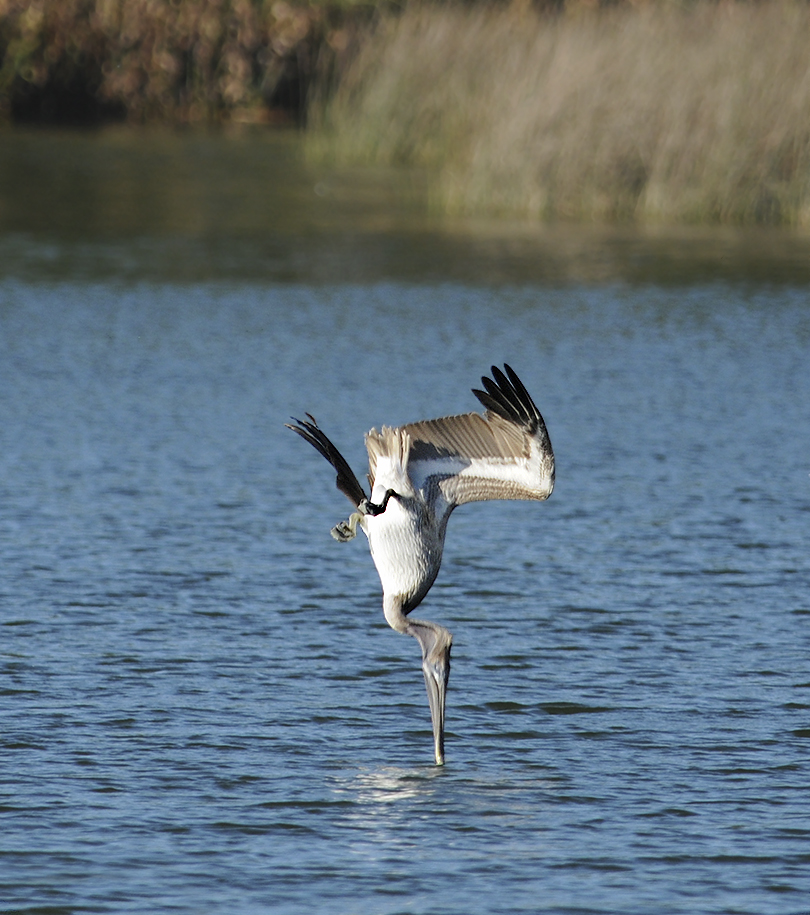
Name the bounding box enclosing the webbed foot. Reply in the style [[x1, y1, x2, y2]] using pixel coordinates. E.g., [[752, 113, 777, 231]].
[[330, 490, 398, 541], [331, 511, 363, 542]]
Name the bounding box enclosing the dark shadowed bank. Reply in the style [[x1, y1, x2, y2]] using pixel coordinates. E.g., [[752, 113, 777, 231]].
[[0, 0, 372, 125]]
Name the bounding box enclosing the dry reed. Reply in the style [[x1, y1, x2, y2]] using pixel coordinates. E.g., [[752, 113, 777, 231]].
[[309, 2, 810, 225]]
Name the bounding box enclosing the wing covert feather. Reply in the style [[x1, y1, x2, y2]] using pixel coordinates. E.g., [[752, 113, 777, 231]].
[[363, 365, 553, 510], [402, 411, 553, 507]]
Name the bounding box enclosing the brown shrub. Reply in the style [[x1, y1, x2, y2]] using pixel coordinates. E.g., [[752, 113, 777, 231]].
[[0, 0, 363, 123]]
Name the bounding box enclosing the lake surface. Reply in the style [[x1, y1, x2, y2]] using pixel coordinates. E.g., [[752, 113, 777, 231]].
[[1, 129, 810, 914]]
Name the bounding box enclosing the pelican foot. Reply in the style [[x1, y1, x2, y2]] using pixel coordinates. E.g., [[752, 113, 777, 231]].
[[331, 511, 362, 542]]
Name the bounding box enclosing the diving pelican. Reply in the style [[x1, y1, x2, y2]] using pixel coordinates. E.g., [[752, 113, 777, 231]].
[[286, 365, 554, 765]]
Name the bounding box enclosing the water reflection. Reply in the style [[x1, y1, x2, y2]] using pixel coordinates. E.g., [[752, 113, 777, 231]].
[[2, 127, 810, 285], [342, 766, 446, 805]]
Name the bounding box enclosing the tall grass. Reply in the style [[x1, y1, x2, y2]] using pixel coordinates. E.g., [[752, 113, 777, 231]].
[[309, 2, 810, 225]]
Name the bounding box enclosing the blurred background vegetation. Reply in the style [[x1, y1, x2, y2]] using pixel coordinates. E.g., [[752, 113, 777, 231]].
[[0, 0, 371, 124], [2, 0, 809, 226]]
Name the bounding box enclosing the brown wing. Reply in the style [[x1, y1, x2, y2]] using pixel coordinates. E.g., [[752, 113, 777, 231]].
[[366, 365, 554, 508]]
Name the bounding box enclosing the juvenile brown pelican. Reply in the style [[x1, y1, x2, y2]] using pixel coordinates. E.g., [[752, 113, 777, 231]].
[[286, 365, 554, 765]]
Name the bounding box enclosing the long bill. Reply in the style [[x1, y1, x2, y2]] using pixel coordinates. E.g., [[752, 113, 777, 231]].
[[423, 658, 449, 765], [408, 620, 452, 766]]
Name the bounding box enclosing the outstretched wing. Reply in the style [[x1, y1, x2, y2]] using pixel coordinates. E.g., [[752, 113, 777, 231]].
[[285, 415, 367, 507], [397, 364, 554, 508]]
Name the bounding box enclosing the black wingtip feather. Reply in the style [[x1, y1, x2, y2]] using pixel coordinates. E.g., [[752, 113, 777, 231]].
[[285, 416, 367, 507], [504, 364, 535, 415], [481, 375, 518, 419], [470, 387, 505, 417], [472, 364, 541, 430]]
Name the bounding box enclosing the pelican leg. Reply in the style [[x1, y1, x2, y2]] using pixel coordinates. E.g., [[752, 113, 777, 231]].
[[331, 489, 398, 541], [360, 489, 398, 517]]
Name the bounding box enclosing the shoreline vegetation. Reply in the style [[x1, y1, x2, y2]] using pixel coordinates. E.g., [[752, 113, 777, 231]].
[[310, 1, 810, 226], [0, 0, 370, 126], [2, 0, 810, 226]]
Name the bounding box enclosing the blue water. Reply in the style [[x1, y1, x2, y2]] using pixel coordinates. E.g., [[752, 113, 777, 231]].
[[2, 126, 810, 915], [2, 273, 809, 914]]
